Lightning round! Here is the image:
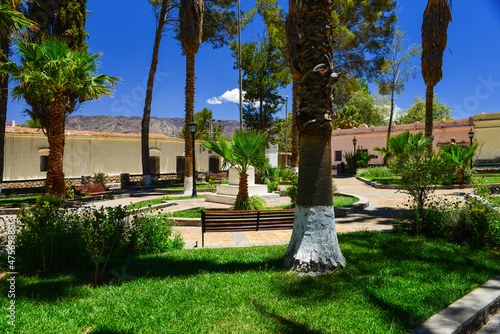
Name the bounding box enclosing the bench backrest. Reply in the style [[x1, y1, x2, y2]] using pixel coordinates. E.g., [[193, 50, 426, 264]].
[[73, 183, 106, 194], [201, 209, 295, 232]]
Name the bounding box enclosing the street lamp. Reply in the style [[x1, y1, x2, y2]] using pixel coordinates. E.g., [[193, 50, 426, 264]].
[[353, 136, 357, 154], [468, 128, 474, 169], [189, 120, 198, 198]]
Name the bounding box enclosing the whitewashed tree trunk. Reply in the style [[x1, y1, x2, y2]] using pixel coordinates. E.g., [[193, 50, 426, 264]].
[[183, 176, 193, 196]]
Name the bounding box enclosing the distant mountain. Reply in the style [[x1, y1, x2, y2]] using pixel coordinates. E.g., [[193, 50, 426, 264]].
[[64, 115, 240, 138]]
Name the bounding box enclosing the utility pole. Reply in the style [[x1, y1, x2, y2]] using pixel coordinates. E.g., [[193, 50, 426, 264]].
[[238, 0, 243, 130]]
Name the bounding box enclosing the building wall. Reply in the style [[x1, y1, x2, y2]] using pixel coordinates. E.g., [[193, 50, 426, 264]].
[[4, 127, 214, 181], [331, 117, 478, 166], [474, 113, 500, 161]]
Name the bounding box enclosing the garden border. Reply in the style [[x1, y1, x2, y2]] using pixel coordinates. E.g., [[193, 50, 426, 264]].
[[355, 176, 500, 190]]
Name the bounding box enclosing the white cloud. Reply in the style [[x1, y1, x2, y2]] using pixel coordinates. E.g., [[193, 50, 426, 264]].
[[207, 88, 245, 105]]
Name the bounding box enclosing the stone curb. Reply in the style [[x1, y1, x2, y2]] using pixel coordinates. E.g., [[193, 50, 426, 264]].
[[412, 275, 500, 334]]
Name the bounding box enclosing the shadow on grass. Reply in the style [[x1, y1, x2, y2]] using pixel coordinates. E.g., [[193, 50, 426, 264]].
[[89, 327, 134, 334], [252, 301, 322, 334]]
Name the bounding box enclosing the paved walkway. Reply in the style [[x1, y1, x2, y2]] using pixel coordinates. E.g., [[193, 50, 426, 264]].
[[175, 177, 473, 249]]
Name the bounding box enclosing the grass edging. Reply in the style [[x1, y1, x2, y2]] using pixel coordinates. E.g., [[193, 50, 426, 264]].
[[355, 176, 493, 190]]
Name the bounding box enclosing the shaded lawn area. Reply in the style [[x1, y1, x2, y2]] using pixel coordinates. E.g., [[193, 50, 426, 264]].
[[0, 196, 38, 207], [125, 195, 206, 210], [2, 232, 499, 333]]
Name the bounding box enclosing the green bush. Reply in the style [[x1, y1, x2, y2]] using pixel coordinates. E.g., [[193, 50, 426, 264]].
[[93, 172, 109, 185], [357, 166, 394, 179], [124, 214, 184, 254], [267, 181, 279, 192], [285, 174, 298, 208], [233, 195, 266, 211]]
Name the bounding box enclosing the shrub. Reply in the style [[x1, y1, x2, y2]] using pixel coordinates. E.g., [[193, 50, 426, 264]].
[[285, 174, 298, 208], [233, 195, 266, 211], [357, 166, 394, 179], [93, 172, 109, 185], [267, 181, 279, 192], [124, 214, 184, 254]]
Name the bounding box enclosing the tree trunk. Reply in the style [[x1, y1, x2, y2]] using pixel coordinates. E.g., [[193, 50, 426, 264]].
[[183, 51, 195, 194], [259, 90, 264, 131], [283, 0, 345, 275], [387, 89, 395, 141], [234, 172, 249, 208], [425, 84, 434, 139], [45, 91, 66, 198], [291, 74, 299, 172], [0, 36, 9, 193], [141, 2, 168, 178]]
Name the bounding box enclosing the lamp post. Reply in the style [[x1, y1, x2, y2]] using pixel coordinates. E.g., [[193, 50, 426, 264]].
[[468, 128, 474, 169], [353, 136, 357, 154], [189, 120, 198, 198]]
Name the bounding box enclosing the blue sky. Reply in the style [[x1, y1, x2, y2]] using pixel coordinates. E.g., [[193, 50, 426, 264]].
[[6, 0, 500, 124]]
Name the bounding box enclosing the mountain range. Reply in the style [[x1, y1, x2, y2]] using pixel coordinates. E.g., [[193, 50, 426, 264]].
[[64, 115, 241, 138]]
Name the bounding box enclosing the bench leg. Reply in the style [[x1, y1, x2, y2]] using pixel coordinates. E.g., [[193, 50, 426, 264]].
[[202, 232, 204, 248]]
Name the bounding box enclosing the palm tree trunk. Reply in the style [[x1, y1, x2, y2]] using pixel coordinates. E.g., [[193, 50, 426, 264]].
[[283, 0, 345, 275], [0, 36, 9, 193], [235, 172, 249, 208], [425, 84, 434, 156], [291, 74, 299, 172], [45, 91, 66, 198], [141, 1, 168, 179], [183, 51, 195, 194]]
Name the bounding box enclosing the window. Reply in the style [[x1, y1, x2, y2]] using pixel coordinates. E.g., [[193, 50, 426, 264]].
[[40, 156, 48, 172], [334, 150, 342, 161]]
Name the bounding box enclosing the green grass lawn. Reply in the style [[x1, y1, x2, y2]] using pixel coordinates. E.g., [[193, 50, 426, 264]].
[[0, 196, 38, 207], [162, 184, 214, 190], [473, 176, 500, 184], [2, 232, 499, 333], [125, 195, 206, 210]]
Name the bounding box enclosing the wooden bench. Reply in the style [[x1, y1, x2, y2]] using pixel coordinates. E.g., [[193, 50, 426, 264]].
[[201, 209, 295, 247], [72, 183, 113, 198]]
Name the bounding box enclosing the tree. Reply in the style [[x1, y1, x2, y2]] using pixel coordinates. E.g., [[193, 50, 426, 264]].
[[0, 1, 36, 193], [347, 88, 388, 126], [2, 39, 118, 197], [285, 0, 300, 172], [180, 107, 224, 140], [180, 0, 204, 195], [202, 129, 269, 210], [230, 1, 291, 131], [333, 106, 361, 130], [396, 94, 452, 125], [377, 29, 421, 139], [421, 0, 452, 141], [142, 0, 177, 180], [273, 113, 291, 152], [283, 0, 345, 275]]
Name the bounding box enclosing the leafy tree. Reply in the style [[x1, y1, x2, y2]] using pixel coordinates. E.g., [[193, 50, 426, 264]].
[[421, 0, 452, 141], [377, 29, 421, 139], [180, 107, 224, 140], [273, 113, 291, 152], [347, 88, 388, 126], [0, 1, 36, 193], [378, 131, 445, 234], [180, 0, 204, 194], [396, 94, 452, 125], [230, 1, 291, 131], [333, 106, 361, 129], [202, 129, 270, 210], [2, 39, 118, 197], [283, 0, 345, 275]]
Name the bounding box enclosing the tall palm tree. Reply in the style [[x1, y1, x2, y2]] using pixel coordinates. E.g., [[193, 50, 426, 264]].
[[180, 0, 204, 194], [1, 38, 118, 197], [142, 0, 176, 180], [421, 0, 452, 141], [285, 0, 300, 173], [202, 129, 269, 209], [0, 1, 36, 193], [283, 0, 345, 275]]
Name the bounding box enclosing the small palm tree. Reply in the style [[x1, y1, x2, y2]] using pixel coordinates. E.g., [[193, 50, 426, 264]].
[[421, 0, 452, 141], [374, 131, 427, 165], [2, 38, 118, 197], [202, 129, 269, 209], [439, 143, 478, 184]]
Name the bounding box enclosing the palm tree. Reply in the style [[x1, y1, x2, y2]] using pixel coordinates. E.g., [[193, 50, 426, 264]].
[[374, 130, 427, 165], [421, 0, 452, 141], [333, 106, 362, 129], [285, 0, 300, 173], [202, 129, 269, 209], [142, 0, 176, 180], [282, 0, 345, 275], [180, 0, 204, 194], [1, 38, 118, 197], [0, 1, 36, 193]]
